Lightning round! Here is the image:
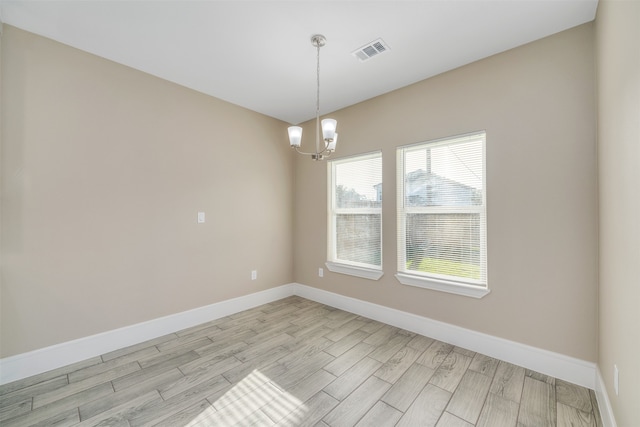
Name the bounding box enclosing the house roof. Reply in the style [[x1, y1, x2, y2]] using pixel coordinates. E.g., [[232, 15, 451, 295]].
[[406, 169, 480, 207]]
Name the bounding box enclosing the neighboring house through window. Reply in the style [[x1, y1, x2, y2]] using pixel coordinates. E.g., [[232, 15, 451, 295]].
[[396, 132, 488, 297], [327, 152, 383, 280]]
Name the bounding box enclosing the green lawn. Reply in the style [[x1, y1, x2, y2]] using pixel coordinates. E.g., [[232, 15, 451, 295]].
[[407, 257, 480, 280]]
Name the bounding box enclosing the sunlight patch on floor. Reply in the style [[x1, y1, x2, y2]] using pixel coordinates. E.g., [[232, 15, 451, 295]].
[[185, 369, 307, 426]]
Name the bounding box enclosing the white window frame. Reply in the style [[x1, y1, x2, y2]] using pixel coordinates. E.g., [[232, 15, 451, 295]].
[[327, 151, 383, 280], [396, 132, 489, 298]]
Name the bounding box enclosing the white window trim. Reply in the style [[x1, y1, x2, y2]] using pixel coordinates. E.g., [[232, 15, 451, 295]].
[[327, 151, 383, 280], [395, 273, 490, 298], [396, 131, 489, 298], [326, 261, 384, 280]]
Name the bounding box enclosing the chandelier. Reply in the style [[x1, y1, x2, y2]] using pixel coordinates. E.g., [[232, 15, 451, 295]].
[[288, 34, 338, 161]]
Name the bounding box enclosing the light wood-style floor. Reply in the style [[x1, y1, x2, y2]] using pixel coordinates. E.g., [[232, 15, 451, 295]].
[[0, 296, 603, 427]]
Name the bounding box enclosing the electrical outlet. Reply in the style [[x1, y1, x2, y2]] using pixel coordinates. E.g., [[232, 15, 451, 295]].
[[614, 364, 619, 395], [319, 268, 324, 277], [251, 270, 257, 281]]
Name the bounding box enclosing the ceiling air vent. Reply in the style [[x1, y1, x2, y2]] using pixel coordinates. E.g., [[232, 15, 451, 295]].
[[352, 38, 389, 62]]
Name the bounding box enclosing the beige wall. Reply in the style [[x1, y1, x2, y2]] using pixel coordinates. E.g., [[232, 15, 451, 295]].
[[294, 23, 598, 361], [596, 0, 640, 424], [0, 25, 294, 358], [0, 20, 602, 368]]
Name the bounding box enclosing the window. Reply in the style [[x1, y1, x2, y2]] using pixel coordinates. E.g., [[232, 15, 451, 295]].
[[327, 152, 383, 280], [396, 132, 488, 297]]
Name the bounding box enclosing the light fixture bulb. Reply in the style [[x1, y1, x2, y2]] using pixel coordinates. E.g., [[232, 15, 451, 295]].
[[327, 133, 337, 151], [321, 119, 337, 142], [288, 126, 302, 147]]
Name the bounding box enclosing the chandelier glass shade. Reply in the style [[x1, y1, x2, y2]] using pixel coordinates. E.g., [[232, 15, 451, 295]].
[[288, 34, 338, 161]]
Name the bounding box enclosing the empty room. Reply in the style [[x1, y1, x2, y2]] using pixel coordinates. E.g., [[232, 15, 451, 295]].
[[0, 0, 638, 426]]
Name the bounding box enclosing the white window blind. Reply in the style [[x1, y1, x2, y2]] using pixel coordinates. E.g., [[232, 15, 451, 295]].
[[396, 132, 487, 295], [328, 152, 382, 279]]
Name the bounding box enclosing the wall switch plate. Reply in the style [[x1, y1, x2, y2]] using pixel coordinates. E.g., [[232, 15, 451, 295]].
[[197, 212, 205, 223], [319, 268, 324, 277], [614, 364, 619, 395], [251, 270, 257, 280]]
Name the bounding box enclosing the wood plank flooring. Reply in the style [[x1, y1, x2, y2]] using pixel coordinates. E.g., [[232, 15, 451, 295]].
[[0, 296, 603, 427]]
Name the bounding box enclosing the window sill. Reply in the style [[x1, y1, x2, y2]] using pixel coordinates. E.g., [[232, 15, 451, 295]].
[[325, 262, 384, 281], [395, 273, 490, 298]]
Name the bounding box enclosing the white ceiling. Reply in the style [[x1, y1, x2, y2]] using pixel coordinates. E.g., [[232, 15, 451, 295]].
[[0, 0, 598, 124]]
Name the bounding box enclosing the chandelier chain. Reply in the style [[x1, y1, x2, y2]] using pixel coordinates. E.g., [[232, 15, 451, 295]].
[[315, 40, 322, 153], [316, 41, 321, 118]]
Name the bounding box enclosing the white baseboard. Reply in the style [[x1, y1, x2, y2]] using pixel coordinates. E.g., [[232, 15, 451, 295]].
[[1, 281, 606, 423], [595, 366, 618, 427], [292, 283, 597, 390], [0, 284, 294, 385]]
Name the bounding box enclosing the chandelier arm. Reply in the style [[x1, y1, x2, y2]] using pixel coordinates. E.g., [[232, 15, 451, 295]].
[[293, 145, 332, 160], [293, 146, 320, 156], [316, 142, 331, 155]]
